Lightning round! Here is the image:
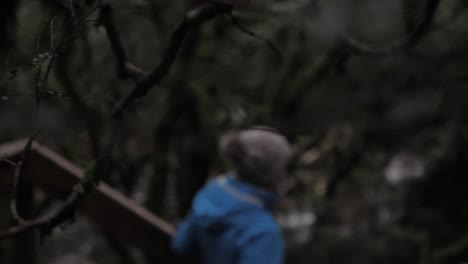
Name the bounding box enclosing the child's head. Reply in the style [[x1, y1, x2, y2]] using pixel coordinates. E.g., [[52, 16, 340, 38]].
[[220, 127, 293, 193]]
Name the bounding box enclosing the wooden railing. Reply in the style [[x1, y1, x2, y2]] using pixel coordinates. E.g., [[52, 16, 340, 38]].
[[0, 140, 183, 263]]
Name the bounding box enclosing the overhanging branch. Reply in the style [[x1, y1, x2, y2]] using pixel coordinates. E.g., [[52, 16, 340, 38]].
[[345, 0, 440, 56], [1, 2, 232, 240], [9, 137, 35, 225], [112, 3, 232, 117], [99, 2, 145, 81]]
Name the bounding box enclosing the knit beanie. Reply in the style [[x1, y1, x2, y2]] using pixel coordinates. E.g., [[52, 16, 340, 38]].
[[220, 128, 293, 188]]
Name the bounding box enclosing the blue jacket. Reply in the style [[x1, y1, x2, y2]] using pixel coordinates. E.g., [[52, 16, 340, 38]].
[[172, 175, 284, 264]]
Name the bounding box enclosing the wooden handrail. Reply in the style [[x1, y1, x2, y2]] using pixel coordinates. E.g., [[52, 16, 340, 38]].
[[0, 139, 182, 262]]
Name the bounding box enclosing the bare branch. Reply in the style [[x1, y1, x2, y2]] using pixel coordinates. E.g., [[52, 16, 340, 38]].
[[50, 16, 57, 50], [99, 2, 145, 81], [6, 16, 36, 37], [229, 12, 282, 59], [68, 0, 75, 17], [10, 137, 35, 225], [1, 4, 110, 241], [112, 2, 232, 117], [0, 219, 43, 238], [1, 2, 231, 241], [0, 158, 16, 167], [0, 91, 72, 100], [345, 0, 440, 56], [0, 157, 105, 240]]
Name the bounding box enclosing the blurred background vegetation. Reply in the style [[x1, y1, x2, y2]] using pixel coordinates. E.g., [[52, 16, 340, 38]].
[[1, 0, 468, 263]]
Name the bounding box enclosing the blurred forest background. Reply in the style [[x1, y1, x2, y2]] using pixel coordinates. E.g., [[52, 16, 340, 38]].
[[1, 0, 468, 263]]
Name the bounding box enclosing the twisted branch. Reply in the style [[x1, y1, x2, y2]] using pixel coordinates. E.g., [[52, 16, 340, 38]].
[[0, 156, 107, 239], [99, 2, 145, 81], [1, 1, 232, 240], [9, 137, 35, 225], [111, 2, 232, 117], [345, 0, 440, 56]]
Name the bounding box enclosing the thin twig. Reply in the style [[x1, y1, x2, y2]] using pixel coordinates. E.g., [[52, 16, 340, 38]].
[[69, 0, 75, 17], [10, 137, 36, 225], [50, 16, 57, 50], [34, 62, 45, 123], [1, 4, 100, 240], [0, 91, 72, 101], [61, 1, 99, 35], [229, 12, 282, 60], [6, 17, 36, 37], [0, 67, 35, 88]]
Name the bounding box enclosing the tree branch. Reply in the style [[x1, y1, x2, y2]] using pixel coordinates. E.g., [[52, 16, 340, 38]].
[[1, 2, 232, 241], [228, 12, 282, 59], [1, 3, 108, 241], [10, 137, 35, 225], [345, 0, 440, 56], [112, 2, 232, 117], [99, 2, 145, 81], [0, 158, 16, 167], [0, 157, 106, 240]]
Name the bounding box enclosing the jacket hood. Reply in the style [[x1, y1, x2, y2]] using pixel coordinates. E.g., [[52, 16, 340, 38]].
[[191, 176, 278, 230]]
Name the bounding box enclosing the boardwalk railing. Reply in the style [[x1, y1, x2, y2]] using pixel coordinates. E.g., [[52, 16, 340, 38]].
[[0, 139, 181, 262]]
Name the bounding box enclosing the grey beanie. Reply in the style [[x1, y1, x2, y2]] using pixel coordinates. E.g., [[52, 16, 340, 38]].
[[220, 128, 293, 188]]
